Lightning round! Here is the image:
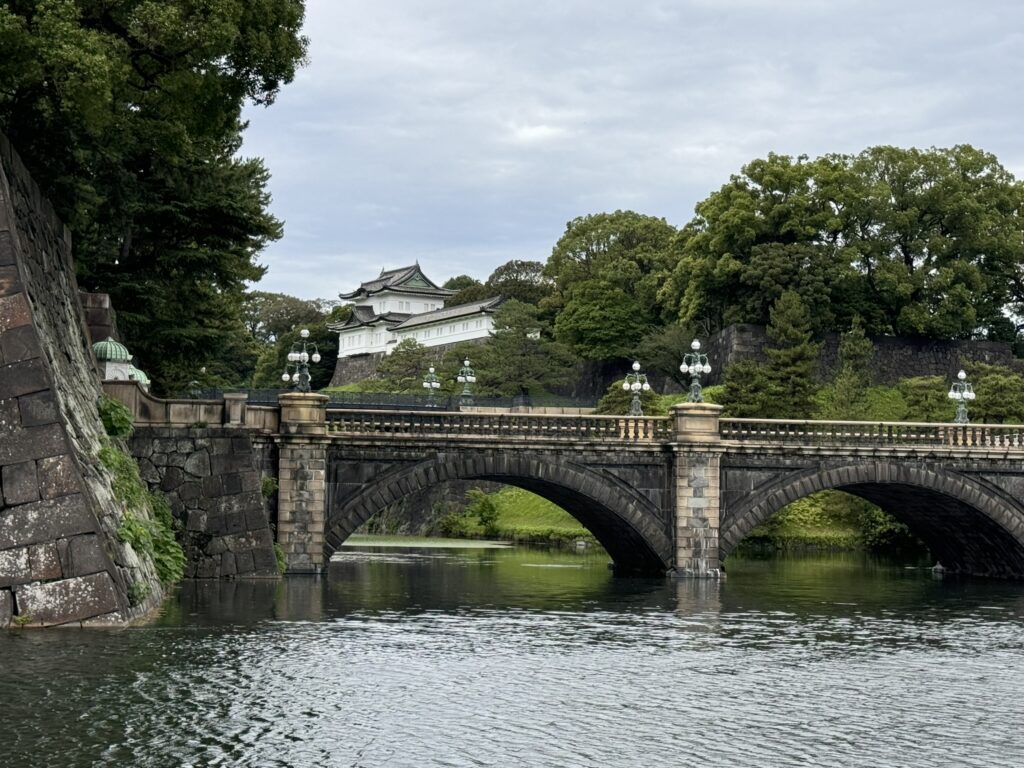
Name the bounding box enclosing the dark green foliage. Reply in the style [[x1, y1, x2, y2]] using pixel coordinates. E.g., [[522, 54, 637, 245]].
[[476, 300, 576, 396], [261, 475, 279, 499], [816, 318, 875, 420], [0, 1, 308, 394], [448, 260, 552, 307], [465, 488, 500, 538], [251, 321, 337, 390], [595, 378, 662, 416], [274, 543, 287, 574], [634, 324, 699, 389], [717, 360, 772, 417], [966, 363, 1024, 423], [718, 292, 819, 418], [668, 146, 1024, 341], [98, 394, 134, 438], [546, 211, 677, 360], [370, 339, 434, 393], [244, 292, 325, 344], [898, 377, 952, 422], [763, 291, 820, 418]]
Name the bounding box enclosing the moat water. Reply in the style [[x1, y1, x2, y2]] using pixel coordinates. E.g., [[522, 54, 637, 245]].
[[3, 539, 1024, 767]]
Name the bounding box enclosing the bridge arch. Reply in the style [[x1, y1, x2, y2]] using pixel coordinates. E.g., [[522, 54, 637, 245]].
[[721, 461, 1024, 577], [324, 452, 673, 575]]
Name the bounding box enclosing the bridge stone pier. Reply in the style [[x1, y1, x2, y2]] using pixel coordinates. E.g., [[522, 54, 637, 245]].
[[109, 388, 1024, 580]]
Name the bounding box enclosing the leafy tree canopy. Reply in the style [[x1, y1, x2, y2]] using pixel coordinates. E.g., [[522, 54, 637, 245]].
[[545, 211, 677, 360], [448, 260, 553, 307], [667, 146, 1024, 341], [0, 0, 308, 393], [475, 300, 575, 396]]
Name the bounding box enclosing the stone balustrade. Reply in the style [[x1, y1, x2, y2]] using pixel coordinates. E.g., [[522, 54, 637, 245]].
[[720, 418, 1024, 450], [326, 408, 672, 442]]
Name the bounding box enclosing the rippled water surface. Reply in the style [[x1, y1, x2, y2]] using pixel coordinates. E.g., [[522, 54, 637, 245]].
[[3, 542, 1024, 767]]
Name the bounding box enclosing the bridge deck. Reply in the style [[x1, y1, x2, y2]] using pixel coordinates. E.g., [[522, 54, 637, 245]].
[[326, 409, 1024, 454]]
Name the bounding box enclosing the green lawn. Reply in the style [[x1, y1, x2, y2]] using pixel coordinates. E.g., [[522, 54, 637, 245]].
[[457, 486, 595, 545]]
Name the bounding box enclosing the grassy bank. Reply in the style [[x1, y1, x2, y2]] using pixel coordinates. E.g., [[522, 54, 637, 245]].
[[440, 487, 597, 546], [439, 486, 921, 555]]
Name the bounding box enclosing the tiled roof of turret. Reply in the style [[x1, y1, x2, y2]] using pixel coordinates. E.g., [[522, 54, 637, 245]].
[[388, 297, 503, 330], [327, 309, 412, 331], [338, 264, 456, 300]]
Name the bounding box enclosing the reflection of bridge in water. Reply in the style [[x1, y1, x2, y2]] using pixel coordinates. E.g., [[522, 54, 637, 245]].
[[112, 385, 1024, 580]]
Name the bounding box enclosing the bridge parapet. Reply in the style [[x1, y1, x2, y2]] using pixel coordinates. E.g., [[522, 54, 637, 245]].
[[326, 409, 672, 442], [720, 418, 1024, 452]]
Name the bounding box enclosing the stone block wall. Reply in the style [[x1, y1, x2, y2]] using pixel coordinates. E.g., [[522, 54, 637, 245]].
[[0, 131, 163, 626], [701, 323, 1016, 386], [129, 428, 279, 578], [79, 291, 119, 343]]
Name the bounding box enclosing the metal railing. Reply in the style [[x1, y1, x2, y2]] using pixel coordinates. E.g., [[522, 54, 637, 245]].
[[177, 388, 598, 411], [720, 418, 1024, 450], [327, 409, 672, 442]]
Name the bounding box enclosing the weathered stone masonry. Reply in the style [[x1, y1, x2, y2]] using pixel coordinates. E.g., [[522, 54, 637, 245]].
[[129, 428, 278, 578], [0, 131, 163, 626]]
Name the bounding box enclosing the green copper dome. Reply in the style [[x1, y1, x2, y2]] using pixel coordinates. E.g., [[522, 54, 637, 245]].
[[93, 337, 131, 363], [128, 365, 150, 385]]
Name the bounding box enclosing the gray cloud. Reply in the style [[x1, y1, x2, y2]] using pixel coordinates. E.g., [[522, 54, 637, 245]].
[[242, 0, 1024, 299]]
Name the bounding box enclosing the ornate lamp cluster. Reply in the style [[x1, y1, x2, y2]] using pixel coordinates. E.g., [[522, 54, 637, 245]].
[[680, 339, 711, 403], [422, 365, 441, 405], [948, 369, 976, 424], [456, 358, 477, 407], [624, 338, 713, 417], [281, 329, 321, 393], [622, 361, 651, 416]]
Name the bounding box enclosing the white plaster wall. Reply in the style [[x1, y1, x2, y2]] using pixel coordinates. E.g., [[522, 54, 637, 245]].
[[393, 315, 494, 350], [368, 291, 444, 315]]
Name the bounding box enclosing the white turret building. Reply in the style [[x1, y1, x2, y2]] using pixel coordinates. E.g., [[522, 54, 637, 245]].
[[329, 264, 501, 358]]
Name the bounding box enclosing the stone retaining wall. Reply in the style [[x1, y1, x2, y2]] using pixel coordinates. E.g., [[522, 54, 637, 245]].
[[129, 428, 279, 578], [0, 131, 163, 626]]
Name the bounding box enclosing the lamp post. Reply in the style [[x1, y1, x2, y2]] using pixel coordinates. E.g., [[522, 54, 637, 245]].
[[281, 329, 322, 393], [679, 339, 712, 403], [422, 366, 441, 406], [456, 358, 476, 407], [622, 361, 651, 416], [947, 369, 975, 424]]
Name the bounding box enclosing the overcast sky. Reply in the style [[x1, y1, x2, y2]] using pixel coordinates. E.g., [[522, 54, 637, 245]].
[[240, 0, 1024, 300]]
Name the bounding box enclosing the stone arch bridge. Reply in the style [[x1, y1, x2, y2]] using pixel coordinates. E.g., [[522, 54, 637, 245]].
[[111, 386, 1024, 579]]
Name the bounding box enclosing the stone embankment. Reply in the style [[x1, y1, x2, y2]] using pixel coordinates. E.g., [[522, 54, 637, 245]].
[[0, 132, 163, 626]]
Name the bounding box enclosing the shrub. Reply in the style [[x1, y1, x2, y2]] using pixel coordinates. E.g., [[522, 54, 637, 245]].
[[98, 394, 134, 437], [261, 475, 279, 499], [101, 441, 185, 585]]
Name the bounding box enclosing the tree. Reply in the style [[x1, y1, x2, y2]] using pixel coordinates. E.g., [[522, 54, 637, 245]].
[[476, 300, 575, 396], [485, 260, 552, 306], [594, 379, 661, 416], [0, 2, 308, 393], [667, 154, 853, 336], [967, 363, 1024, 424], [635, 323, 699, 389], [444, 275, 481, 292], [898, 377, 951, 422], [667, 147, 1024, 341], [717, 291, 820, 418], [763, 291, 820, 418], [447, 260, 552, 307], [553, 280, 653, 361], [372, 339, 433, 393], [545, 211, 677, 359], [243, 292, 325, 344], [717, 360, 772, 418], [251, 320, 337, 390], [816, 318, 875, 420]]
